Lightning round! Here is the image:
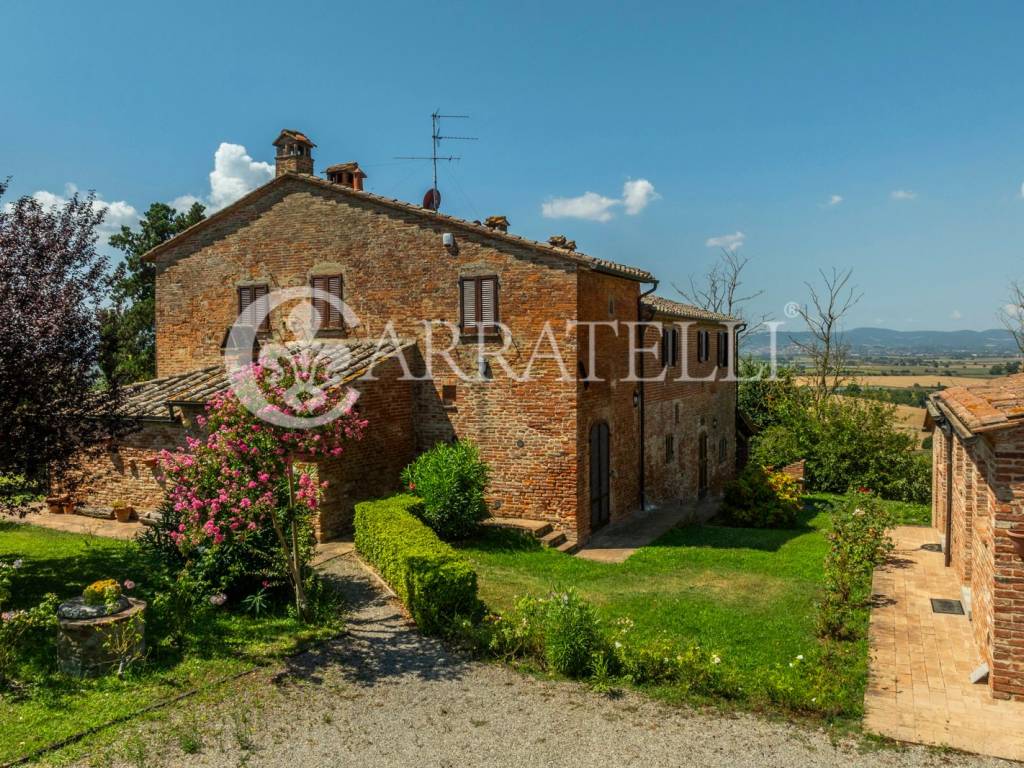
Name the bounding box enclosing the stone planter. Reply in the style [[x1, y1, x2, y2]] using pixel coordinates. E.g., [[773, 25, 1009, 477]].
[[114, 505, 135, 523], [45, 495, 67, 514], [56, 597, 146, 677], [62, 498, 76, 515]]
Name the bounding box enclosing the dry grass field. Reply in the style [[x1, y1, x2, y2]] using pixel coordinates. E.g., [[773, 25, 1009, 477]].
[[797, 374, 986, 389]]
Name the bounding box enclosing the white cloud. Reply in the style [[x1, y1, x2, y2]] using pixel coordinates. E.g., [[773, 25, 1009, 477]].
[[824, 194, 843, 207], [890, 189, 917, 200], [950, 309, 962, 321], [5, 182, 139, 235], [621, 179, 659, 215], [541, 178, 658, 222], [542, 191, 618, 222], [175, 142, 274, 213], [705, 231, 745, 252]]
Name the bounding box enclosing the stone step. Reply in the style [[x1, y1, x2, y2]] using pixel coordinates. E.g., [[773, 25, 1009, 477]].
[[482, 517, 553, 538], [555, 538, 580, 555], [539, 530, 566, 548]]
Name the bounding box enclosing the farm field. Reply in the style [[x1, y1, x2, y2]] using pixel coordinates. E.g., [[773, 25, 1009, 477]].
[[797, 374, 990, 389]]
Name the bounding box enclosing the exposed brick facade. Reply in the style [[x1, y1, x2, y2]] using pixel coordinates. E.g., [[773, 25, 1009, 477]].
[[931, 404, 1024, 700], [65, 133, 739, 544]]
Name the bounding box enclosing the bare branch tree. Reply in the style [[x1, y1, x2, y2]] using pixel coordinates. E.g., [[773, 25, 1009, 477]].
[[998, 280, 1024, 357], [674, 248, 770, 336], [791, 267, 862, 406]]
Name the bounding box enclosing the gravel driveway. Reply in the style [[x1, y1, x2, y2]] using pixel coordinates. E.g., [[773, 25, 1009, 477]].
[[76, 553, 1015, 768]]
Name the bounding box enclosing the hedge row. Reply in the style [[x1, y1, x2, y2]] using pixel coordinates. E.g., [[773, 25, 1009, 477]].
[[353, 494, 482, 634]]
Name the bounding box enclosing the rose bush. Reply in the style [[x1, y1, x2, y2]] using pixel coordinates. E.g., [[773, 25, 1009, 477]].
[[159, 354, 367, 621]]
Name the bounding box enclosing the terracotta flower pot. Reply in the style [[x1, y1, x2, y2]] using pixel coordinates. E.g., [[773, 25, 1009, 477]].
[[1007, 530, 1024, 558], [114, 506, 134, 524], [45, 496, 67, 514]]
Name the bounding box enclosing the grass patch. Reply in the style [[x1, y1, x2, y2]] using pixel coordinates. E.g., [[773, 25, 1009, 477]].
[[459, 493, 905, 721], [0, 521, 337, 765]]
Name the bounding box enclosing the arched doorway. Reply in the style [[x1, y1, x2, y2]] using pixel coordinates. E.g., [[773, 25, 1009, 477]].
[[589, 421, 610, 530]]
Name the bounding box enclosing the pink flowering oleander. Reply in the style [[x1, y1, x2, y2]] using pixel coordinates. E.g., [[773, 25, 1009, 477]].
[[159, 354, 367, 553]]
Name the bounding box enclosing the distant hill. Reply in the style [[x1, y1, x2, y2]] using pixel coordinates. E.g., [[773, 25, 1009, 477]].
[[743, 327, 1019, 357]]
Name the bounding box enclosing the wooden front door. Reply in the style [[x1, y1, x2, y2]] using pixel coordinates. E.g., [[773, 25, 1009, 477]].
[[698, 432, 709, 498], [589, 421, 610, 530]]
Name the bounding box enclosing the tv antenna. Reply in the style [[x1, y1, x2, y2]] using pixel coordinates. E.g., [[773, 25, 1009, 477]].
[[395, 110, 477, 210]]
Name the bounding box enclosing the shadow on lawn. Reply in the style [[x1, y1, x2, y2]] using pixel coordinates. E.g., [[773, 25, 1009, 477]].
[[647, 502, 825, 554], [283, 556, 471, 688]]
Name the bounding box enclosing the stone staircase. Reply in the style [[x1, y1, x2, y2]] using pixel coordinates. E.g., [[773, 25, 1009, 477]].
[[482, 517, 578, 554]]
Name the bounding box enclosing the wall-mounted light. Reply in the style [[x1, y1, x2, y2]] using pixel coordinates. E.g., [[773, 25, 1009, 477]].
[[442, 232, 455, 249], [632, 389, 640, 408]]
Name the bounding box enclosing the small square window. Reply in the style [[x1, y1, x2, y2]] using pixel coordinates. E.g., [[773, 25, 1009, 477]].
[[442, 384, 457, 409]]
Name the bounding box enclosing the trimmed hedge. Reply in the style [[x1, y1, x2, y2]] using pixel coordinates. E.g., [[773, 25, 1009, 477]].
[[354, 494, 482, 634]]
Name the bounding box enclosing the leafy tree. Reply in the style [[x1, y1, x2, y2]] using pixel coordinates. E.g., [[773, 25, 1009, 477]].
[[102, 202, 204, 383], [0, 180, 122, 488], [737, 358, 805, 430]]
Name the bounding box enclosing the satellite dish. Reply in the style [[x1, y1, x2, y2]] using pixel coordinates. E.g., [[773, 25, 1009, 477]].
[[422, 188, 441, 211]]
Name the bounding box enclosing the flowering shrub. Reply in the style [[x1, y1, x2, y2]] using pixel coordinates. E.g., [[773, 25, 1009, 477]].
[[720, 464, 802, 528], [159, 355, 367, 621], [83, 578, 121, 607], [817, 490, 896, 640]]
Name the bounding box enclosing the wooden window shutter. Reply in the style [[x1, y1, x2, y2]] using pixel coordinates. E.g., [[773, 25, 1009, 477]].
[[327, 275, 343, 328], [238, 284, 269, 331], [310, 275, 343, 330], [461, 275, 499, 333], [672, 328, 679, 367], [460, 278, 477, 330], [480, 277, 497, 329]]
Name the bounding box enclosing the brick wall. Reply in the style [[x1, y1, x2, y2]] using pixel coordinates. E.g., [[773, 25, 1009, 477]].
[[987, 429, 1024, 699], [153, 178, 583, 534], [640, 319, 737, 506], [939, 425, 1024, 700], [56, 419, 194, 514], [575, 271, 641, 540], [932, 427, 948, 544]]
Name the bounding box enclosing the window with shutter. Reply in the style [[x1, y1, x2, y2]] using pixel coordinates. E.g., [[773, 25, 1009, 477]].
[[697, 330, 710, 363], [460, 275, 499, 334], [237, 284, 270, 331], [310, 274, 344, 330], [717, 331, 729, 367]]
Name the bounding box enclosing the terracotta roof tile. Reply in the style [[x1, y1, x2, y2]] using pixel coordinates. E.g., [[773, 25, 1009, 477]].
[[641, 295, 738, 323], [933, 373, 1024, 433], [142, 173, 655, 283], [118, 339, 408, 420]]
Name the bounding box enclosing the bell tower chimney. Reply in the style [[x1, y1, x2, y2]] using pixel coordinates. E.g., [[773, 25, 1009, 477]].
[[273, 129, 316, 177]]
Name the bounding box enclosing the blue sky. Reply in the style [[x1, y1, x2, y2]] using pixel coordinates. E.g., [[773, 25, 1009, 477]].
[[4, 1, 1023, 331]]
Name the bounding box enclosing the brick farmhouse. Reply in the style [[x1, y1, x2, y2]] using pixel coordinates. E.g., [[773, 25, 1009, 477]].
[[928, 376, 1024, 699], [62, 129, 741, 547]]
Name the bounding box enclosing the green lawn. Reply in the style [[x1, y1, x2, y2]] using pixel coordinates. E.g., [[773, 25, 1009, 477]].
[[0, 521, 337, 765], [459, 493, 916, 720]]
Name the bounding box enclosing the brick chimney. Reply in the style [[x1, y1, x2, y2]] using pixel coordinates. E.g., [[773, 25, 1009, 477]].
[[484, 215, 509, 233], [324, 162, 367, 191], [273, 129, 315, 177]]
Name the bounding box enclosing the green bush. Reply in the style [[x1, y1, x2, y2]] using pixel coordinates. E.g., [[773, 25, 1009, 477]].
[[542, 589, 601, 678], [400, 440, 490, 540], [720, 464, 802, 528], [354, 495, 482, 634], [745, 396, 931, 504], [0, 474, 42, 509]]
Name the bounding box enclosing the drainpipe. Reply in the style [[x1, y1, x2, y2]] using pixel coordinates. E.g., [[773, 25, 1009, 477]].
[[637, 279, 659, 512]]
